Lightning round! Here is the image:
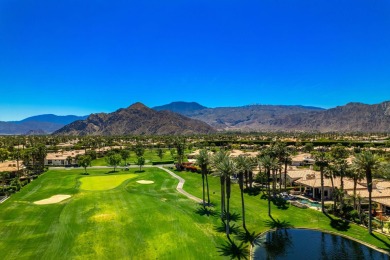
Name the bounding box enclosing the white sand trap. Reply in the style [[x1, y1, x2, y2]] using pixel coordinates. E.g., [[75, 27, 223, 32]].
[[34, 195, 71, 205], [136, 180, 154, 184]]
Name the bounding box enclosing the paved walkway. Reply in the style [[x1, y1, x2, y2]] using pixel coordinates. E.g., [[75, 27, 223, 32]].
[[158, 167, 203, 203]]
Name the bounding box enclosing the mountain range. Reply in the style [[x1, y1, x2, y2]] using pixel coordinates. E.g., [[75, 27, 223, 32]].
[[53, 103, 215, 136], [0, 114, 87, 135], [154, 101, 390, 133], [1, 101, 390, 135]]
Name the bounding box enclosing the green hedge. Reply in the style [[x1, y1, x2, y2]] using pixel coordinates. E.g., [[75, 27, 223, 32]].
[[152, 160, 174, 165]]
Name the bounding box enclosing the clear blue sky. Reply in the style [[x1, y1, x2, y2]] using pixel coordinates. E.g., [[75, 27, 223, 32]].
[[1, 0, 390, 120]]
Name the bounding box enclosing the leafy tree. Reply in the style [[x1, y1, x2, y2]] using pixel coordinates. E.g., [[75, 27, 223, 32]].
[[106, 153, 122, 172], [134, 142, 145, 158], [86, 150, 97, 160], [136, 156, 145, 171], [0, 148, 9, 162], [78, 155, 92, 174], [174, 138, 186, 165], [120, 149, 131, 165], [156, 148, 164, 161]]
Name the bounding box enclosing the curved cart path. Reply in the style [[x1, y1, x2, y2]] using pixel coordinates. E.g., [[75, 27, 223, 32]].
[[158, 167, 203, 203]]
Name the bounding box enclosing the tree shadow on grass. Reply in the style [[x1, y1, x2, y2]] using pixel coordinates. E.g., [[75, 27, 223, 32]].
[[371, 233, 390, 251], [264, 219, 293, 229], [244, 187, 261, 196], [236, 230, 258, 245], [217, 239, 249, 260], [272, 197, 289, 210], [324, 213, 350, 232], [194, 206, 217, 217], [214, 222, 241, 235], [260, 193, 268, 200], [221, 211, 241, 222], [135, 170, 145, 173]]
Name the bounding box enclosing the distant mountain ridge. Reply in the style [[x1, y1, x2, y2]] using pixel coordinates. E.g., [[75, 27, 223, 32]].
[[153, 101, 207, 114], [12, 114, 88, 125], [152, 101, 390, 133], [53, 102, 215, 136], [0, 114, 87, 135]]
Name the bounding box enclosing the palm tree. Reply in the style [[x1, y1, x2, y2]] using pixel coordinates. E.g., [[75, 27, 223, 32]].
[[214, 154, 236, 242], [258, 154, 278, 218], [197, 149, 211, 207], [235, 155, 249, 232], [349, 162, 365, 210], [213, 150, 229, 222], [312, 148, 329, 213], [353, 151, 381, 234]]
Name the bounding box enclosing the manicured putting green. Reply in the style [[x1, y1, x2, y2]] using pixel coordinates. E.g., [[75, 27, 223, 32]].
[[80, 174, 138, 190]]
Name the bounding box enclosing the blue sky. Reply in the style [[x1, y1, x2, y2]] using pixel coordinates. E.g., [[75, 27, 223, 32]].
[[1, 0, 390, 121]]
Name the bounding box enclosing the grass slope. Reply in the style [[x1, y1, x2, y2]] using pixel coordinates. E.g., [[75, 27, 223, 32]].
[[0, 168, 224, 259]]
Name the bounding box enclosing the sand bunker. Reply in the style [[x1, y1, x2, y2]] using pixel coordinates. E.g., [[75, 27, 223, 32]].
[[34, 195, 71, 205], [136, 180, 154, 184]]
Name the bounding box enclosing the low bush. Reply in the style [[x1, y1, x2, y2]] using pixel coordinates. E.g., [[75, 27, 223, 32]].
[[152, 160, 174, 165]]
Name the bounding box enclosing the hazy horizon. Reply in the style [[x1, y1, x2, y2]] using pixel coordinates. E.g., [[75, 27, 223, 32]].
[[1, 1, 390, 121]]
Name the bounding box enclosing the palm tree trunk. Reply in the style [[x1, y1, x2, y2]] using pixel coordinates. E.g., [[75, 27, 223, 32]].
[[368, 190, 372, 234], [238, 172, 247, 232], [226, 177, 231, 236], [353, 178, 357, 210], [320, 166, 325, 213], [205, 171, 210, 205], [249, 171, 253, 189], [284, 161, 288, 191], [279, 168, 282, 193], [267, 169, 272, 217], [220, 175, 225, 222], [202, 171, 206, 206]]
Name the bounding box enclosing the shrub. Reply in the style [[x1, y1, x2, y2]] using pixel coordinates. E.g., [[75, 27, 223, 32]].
[[152, 160, 174, 165]]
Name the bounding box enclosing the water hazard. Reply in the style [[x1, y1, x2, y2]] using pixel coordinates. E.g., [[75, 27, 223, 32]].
[[253, 229, 389, 259]]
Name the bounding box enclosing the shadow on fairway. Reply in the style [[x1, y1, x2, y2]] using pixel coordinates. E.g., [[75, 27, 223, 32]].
[[222, 211, 241, 222], [214, 222, 241, 235], [264, 219, 293, 229], [324, 213, 350, 232], [194, 206, 217, 217], [236, 230, 258, 245], [217, 239, 249, 260]]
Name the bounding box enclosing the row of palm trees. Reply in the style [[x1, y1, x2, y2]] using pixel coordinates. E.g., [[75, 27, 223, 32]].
[[197, 145, 384, 241]]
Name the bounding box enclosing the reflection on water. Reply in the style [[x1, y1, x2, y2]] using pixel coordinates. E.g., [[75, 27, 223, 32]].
[[253, 229, 389, 260]]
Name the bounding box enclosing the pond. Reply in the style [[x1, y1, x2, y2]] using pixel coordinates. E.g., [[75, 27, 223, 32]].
[[252, 229, 389, 260]]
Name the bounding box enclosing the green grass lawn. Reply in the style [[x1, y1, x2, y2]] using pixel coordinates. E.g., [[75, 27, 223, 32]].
[[0, 168, 224, 259], [1, 167, 389, 259]]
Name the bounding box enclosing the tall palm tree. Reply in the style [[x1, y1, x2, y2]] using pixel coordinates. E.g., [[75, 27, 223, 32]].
[[353, 151, 381, 234], [197, 149, 211, 206], [312, 148, 329, 213], [235, 155, 250, 232], [258, 154, 278, 218], [349, 162, 365, 210], [214, 155, 236, 242], [213, 150, 229, 222]]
